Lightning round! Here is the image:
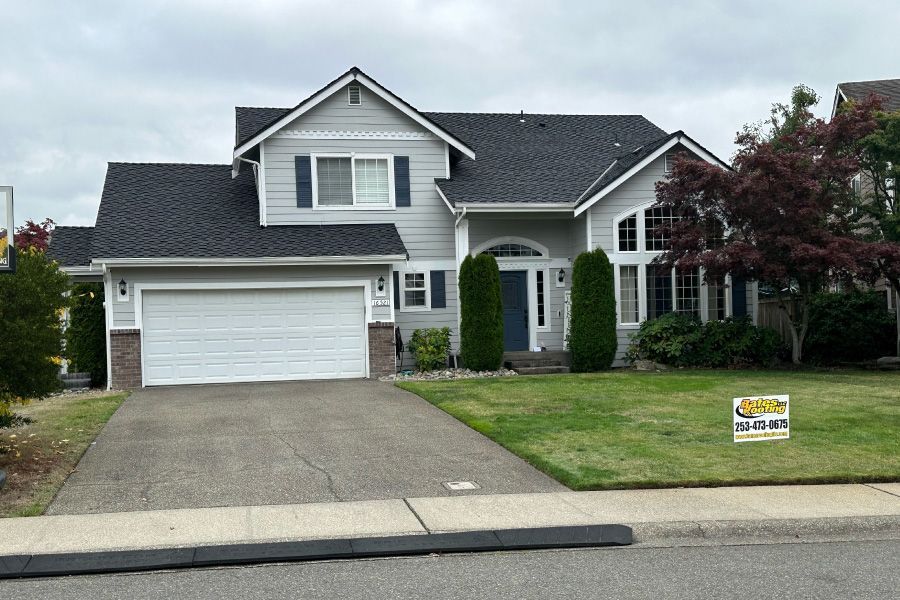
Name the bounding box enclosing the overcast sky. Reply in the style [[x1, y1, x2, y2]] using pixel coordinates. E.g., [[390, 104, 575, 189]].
[[2, 1, 898, 226]]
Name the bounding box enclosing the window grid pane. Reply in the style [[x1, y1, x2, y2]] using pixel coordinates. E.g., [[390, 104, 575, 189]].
[[354, 158, 390, 205], [536, 270, 546, 327], [645, 206, 675, 251], [316, 157, 353, 206], [706, 277, 727, 321], [646, 265, 673, 320], [483, 243, 542, 257], [619, 265, 639, 323], [675, 269, 701, 316], [618, 214, 638, 252], [404, 273, 426, 307]]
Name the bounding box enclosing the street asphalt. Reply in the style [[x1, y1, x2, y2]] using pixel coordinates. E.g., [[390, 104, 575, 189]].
[[47, 380, 564, 515], [2, 539, 897, 599]]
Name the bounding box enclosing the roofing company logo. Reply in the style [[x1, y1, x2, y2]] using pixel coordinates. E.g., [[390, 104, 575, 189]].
[[735, 397, 787, 419]]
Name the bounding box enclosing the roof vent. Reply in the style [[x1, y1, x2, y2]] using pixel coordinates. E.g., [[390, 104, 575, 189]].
[[348, 85, 361, 106], [538, 122, 546, 128], [519, 110, 525, 123]]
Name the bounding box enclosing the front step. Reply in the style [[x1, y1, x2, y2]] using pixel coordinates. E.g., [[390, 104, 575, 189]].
[[503, 351, 572, 375], [514, 366, 571, 376]]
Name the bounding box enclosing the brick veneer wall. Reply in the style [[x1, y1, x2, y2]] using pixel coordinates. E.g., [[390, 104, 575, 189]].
[[368, 322, 396, 378], [109, 328, 142, 389]]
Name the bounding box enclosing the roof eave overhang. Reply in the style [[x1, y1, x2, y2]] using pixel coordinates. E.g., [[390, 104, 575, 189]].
[[455, 203, 574, 213], [91, 255, 407, 268], [232, 69, 476, 162], [573, 133, 730, 217]]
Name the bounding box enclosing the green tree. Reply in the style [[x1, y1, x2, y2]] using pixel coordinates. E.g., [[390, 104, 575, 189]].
[[0, 248, 70, 427], [854, 108, 900, 356], [569, 248, 617, 371], [459, 253, 504, 371], [66, 282, 107, 386]]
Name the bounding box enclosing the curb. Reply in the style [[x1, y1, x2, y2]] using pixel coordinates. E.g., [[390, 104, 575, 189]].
[[632, 515, 900, 545], [0, 524, 631, 579]]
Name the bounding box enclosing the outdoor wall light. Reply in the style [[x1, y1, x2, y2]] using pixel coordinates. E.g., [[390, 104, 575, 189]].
[[118, 278, 128, 296], [557, 268, 565, 284], [377, 276, 385, 293]]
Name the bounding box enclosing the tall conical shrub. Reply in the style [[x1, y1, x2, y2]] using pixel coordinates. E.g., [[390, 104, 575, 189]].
[[569, 248, 617, 371], [459, 253, 504, 370]]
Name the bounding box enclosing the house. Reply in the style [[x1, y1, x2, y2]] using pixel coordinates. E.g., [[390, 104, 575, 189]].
[[831, 78, 899, 311], [48, 67, 754, 389]]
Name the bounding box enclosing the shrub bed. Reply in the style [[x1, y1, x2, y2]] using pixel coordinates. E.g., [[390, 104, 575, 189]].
[[804, 291, 895, 364], [626, 314, 781, 368], [407, 327, 452, 372]]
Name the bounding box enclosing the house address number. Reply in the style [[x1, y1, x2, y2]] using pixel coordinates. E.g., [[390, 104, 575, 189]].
[[371, 299, 390, 307]]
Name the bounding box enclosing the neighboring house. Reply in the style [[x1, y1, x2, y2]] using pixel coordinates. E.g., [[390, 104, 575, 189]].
[[831, 78, 899, 312], [48, 67, 754, 389]]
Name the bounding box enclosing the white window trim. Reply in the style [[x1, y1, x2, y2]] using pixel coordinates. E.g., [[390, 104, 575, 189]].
[[311, 153, 396, 211], [533, 267, 551, 332], [471, 236, 550, 258], [613, 211, 641, 254], [615, 264, 642, 327], [399, 269, 430, 312]]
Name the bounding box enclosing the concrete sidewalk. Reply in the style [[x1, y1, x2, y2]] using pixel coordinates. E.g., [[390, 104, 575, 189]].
[[2, 483, 899, 556]]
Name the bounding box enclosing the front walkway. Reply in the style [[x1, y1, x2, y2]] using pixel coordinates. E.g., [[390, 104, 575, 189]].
[[47, 381, 564, 515]]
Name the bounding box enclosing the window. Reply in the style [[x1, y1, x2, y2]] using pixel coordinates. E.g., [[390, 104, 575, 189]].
[[403, 272, 427, 309], [646, 265, 673, 320], [314, 155, 393, 208], [618, 213, 638, 252], [851, 174, 862, 196], [348, 85, 361, 105], [706, 277, 727, 321], [644, 206, 675, 251], [482, 243, 543, 257], [664, 153, 676, 173], [675, 269, 701, 316], [619, 266, 639, 324], [536, 270, 546, 327]]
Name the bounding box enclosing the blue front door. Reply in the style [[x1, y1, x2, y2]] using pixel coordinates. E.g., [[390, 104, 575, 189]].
[[500, 271, 529, 351]]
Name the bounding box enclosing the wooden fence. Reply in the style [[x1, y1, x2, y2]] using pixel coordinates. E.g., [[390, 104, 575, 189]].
[[756, 298, 798, 345]]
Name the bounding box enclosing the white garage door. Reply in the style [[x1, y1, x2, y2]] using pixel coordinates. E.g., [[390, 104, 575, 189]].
[[141, 287, 366, 386]]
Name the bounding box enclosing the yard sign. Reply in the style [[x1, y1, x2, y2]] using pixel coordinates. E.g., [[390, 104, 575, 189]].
[[733, 395, 789, 442]]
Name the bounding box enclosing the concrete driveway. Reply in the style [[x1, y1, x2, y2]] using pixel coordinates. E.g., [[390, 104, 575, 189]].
[[48, 381, 565, 515]]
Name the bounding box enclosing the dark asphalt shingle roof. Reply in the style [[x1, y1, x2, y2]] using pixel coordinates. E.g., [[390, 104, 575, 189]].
[[235, 107, 289, 146], [47, 226, 94, 267], [838, 79, 900, 112], [425, 112, 667, 204], [91, 163, 407, 260]]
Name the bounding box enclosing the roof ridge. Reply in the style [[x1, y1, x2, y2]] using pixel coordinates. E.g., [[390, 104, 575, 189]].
[[107, 162, 231, 167], [53, 225, 94, 229], [423, 111, 652, 117]]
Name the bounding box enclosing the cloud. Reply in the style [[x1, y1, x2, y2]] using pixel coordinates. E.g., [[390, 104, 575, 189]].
[[1, 0, 897, 225]]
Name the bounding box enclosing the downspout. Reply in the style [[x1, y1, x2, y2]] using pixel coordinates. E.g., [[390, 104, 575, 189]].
[[101, 263, 113, 391]]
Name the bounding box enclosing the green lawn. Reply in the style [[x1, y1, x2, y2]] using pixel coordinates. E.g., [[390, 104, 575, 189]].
[[398, 371, 900, 490], [0, 390, 129, 517]]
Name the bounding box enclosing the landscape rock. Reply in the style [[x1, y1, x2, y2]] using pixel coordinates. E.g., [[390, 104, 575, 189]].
[[380, 368, 518, 382], [876, 356, 900, 370]]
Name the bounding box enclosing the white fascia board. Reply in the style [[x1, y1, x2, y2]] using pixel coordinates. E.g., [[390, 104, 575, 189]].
[[233, 71, 476, 161], [575, 159, 618, 204], [574, 134, 728, 217], [435, 183, 455, 214], [457, 203, 574, 213], [233, 72, 356, 159], [91, 255, 407, 268], [831, 86, 849, 119]]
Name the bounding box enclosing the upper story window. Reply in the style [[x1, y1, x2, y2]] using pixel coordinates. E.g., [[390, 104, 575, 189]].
[[482, 243, 543, 257], [313, 154, 394, 209], [644, 206, 676, 251], [348, 85, 361, 105], [618, 214, 638, 252]]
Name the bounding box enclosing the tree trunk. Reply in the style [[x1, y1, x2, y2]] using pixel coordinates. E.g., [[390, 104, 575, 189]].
[[777, 298, 801, 364], [893, 283, 900, 358]]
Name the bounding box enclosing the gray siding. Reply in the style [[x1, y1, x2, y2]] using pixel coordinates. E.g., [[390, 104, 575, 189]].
[[110, 265, 391, 329], [571, 215, 588, 259], [393, 268, 459, 367], [262, 83, 454, 261]]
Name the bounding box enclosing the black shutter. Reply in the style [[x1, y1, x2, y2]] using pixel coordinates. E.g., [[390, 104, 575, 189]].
[[394, 156, 410, 207], [430, 271, 446, 309], [393, 271, 400, 307], [295, 155, 312, 208], [732, 277, 747, 317]]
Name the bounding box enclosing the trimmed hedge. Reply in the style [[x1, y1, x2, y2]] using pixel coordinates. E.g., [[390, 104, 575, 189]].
[[626, 313, 782, 368], [459, 253, 504, 371], [804, 290, 895, 364], [569, 248, 617, 371], [66, 282, 107, 386]]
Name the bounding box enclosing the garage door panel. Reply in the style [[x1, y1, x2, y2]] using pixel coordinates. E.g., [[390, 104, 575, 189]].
[[141, 287, 367, 385]]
